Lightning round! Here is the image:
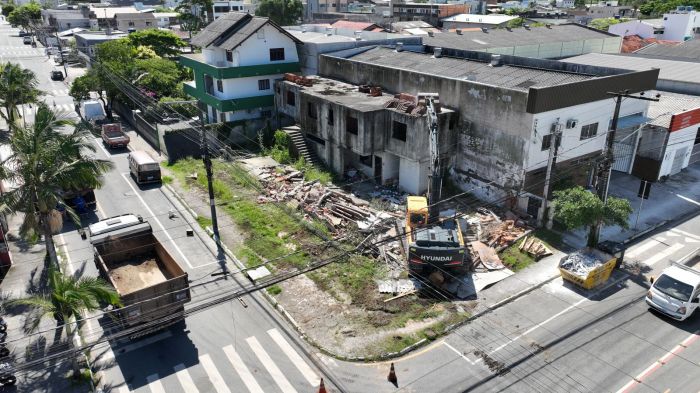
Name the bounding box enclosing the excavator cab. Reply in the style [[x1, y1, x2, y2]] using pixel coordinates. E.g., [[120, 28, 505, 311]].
[[406, 196, 429, 229]]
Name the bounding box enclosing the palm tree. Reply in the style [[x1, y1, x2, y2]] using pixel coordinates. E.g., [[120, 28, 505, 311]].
[[0, 104, 113, 267], [11, 266, 121, 377], [0, 62, 40, 125]]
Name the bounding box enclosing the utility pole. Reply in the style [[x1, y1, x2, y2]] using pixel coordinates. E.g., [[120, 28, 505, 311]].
[[200, 126, 221, 247], [590, 90, 660, 246], [537, 119, 561, 227]]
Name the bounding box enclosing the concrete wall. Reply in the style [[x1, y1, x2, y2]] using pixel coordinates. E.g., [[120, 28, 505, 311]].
[[659, 125, 697, 177], [214, 74, 279, 100], [662, 12, 697, 41], [236, 25, 300, 66], [608, 20, 655, 39]]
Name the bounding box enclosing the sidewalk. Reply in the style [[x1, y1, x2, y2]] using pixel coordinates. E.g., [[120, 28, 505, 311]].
[[562, 163, 700, 247], [0, 214, 86, 392]]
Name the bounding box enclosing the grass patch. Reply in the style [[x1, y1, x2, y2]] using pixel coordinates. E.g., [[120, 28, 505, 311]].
[[195, 215, 212, 231], [380, 334, 421, 354], [161, 175, 173, 184], [267, 284, 282, 296], [498, 228, 560, 271], [310, 254, 384, 305]]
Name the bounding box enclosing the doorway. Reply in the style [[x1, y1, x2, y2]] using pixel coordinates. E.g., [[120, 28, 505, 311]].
[[374, 155, 382, 182]]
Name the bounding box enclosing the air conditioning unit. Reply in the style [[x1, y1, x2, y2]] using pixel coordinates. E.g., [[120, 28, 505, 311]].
[[566, 119, 578, 129]]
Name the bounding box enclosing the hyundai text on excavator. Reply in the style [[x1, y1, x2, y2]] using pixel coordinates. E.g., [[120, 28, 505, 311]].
[[405, 93, 467, 276]]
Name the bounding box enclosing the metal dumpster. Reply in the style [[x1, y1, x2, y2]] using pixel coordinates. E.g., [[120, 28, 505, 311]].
[[559, 247, 617, 290]]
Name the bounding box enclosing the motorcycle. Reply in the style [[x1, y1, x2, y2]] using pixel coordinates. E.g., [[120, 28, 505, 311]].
[[0, 363, 16, 386]]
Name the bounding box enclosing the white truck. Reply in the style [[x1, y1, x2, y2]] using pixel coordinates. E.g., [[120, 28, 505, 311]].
[[646, 251, 700, 321]]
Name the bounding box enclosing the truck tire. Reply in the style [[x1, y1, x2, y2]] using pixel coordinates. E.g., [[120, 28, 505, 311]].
[[0, 348, 9, 358], [1, 375, 17, 385]]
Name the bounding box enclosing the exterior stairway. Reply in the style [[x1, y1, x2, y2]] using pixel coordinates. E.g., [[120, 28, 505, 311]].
[[283, 126, 320, 166]]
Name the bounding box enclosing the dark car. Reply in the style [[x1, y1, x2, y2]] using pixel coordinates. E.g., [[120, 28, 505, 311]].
[[22, 36, 32, 45], [18, 30, 27, 37], [50, 69, 64, 81]]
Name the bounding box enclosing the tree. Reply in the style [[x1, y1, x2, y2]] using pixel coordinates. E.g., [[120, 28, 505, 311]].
[[11, 266, 120, 377], [574, 0, 586, 7], [69, 71, 98, 109], [133, 57, 182, 98], [255, 0, 303, 26], [0, 104, 113, 267], [1, 4, 15, 17], [589, 17, 626, 31], [0, 62, 41, 124], [127, 29, 186, 58], [553, 186, 633, 247], [7, 2, 41, 33]]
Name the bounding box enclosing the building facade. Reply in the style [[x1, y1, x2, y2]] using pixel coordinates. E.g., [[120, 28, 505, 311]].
[[115, 12, 157, 32], [317, 46, 658, 216], [391, 3, 470, 27], [180, 13, 301, 142]]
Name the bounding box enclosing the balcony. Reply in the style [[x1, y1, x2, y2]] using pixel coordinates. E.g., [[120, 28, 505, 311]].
[[182, 82, 274, 112], [179, 54, 301, 80]]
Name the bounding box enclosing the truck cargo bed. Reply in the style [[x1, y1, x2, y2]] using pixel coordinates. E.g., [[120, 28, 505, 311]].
[[107, 254, 169, 295]]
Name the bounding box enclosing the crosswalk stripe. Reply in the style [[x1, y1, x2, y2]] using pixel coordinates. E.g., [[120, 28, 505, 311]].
[[246, 336, 298, 393], [146, 374, 166, 393], [174, 363, 200, 393], [645, 243, 685, 266], [267, 328, 319, 386], [199, 354, 231, 393], [223, 345, 264, 393], [626, 237, 666, 259], [671, 228, 700, 241], [117, 387, 130, 393]]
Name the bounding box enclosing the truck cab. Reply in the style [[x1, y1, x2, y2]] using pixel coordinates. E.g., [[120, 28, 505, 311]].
[[646, 262, 700, 321]]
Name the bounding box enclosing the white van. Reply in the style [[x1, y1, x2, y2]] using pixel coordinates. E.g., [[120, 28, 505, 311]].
[[128, 150, 161, 184], [646, 261, 700, 321]]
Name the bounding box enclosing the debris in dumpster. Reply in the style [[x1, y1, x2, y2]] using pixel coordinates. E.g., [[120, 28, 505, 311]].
[[560, 250, 603, 276]]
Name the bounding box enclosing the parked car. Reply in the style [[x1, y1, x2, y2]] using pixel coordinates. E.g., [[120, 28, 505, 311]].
[[22, 36, 31, 45], [18, 30, 27, 37], [646, 261, 700, 321], [50, 69, 64, 81]]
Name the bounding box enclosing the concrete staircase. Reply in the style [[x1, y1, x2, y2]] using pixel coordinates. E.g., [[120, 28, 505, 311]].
[[283, 126, 320, 166]]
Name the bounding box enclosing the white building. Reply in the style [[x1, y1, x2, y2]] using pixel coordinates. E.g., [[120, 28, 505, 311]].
[[211, 1, 246, 20], [608, 7, 698, 41], [441, 13, 519, 29], [180, 13, 301, 142], [153, 12, 179, 28]]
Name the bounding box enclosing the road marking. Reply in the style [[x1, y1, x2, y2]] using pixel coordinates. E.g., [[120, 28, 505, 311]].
[[614, 331, 700, 393], [670, 228, 700, 241], [247, 336, 298, 393], [644, 243, 685, 266], [94, 137, 110, 157], [626, 237, 666, 259], [676, 194, 700, 206], [95, 200, 106, 219], [199, 354, 231, 393], [443, 341, 478, 365], [489, 297, 588, 355], [174, 363, 200, 393], [114, 330, 172, 356], [116, 387, 130, 393], [223, 344, 264, 393], [146, 374, 165, 393], [57, 233, 74, 275], [267, 328, 319, 385], [121, 172, 193, 268]]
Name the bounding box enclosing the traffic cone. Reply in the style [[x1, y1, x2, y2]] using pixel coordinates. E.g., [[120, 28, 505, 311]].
[[318, 378, 327, 393], [388, 362, 398, 387]]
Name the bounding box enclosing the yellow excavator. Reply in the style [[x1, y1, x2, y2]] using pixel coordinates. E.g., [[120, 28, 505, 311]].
[[406, 94, 466, 276]]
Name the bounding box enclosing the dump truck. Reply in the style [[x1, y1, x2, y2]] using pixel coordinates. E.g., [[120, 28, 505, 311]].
[[101, 123, 130, 149], [88, 214, 191, 337], [406, 93, 467, 276]]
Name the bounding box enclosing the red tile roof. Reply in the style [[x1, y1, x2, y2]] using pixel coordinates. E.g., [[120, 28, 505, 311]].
[[331, 20, 382, 31]]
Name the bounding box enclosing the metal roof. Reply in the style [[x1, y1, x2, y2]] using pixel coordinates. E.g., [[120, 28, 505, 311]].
[[562, 53, 700, 85], [634, 39, 700, 62], [191, 12, 301, 50], [423, 23, 616, 52], [347, 47, 595, 91], [441, 13, 517, 25], [646, 90, 700, 127]]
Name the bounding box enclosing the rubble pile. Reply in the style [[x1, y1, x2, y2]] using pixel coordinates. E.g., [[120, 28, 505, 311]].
[[560, 250, 603, 276], [519, 236, 553, 259]]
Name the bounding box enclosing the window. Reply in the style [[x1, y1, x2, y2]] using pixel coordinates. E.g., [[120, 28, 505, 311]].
[[258, 79, 270, 90], [308, 103, 317, 119], [220, 112, 226, 123], [328, 108, 334, 125], [145, 21, 151, 26], [128, 21, 135, 26], [580, 123, 598, 140], [217, 79, 223, 93], [346, 115, 358, 135], [695, 127, 700, 145], [541, 133, 561, 151], [270, 48, 285, 61], [286, 91, 296, 107], [214, 6, 229, 12], [360, 155, 372, 167], [392, 121, 407, 141], [226, 50, 233, 62], [307, 133, 326, 146]]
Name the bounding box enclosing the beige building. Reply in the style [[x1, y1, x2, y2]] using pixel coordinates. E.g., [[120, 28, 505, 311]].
[[116, 13, 157, 32]]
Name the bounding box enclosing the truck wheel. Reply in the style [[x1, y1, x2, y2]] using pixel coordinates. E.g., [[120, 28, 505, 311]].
[[1, 375, 17, 385], [0, 324, 6, 333]]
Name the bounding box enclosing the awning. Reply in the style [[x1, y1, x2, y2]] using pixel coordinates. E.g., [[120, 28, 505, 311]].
[[614, 114, 651, 130]]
